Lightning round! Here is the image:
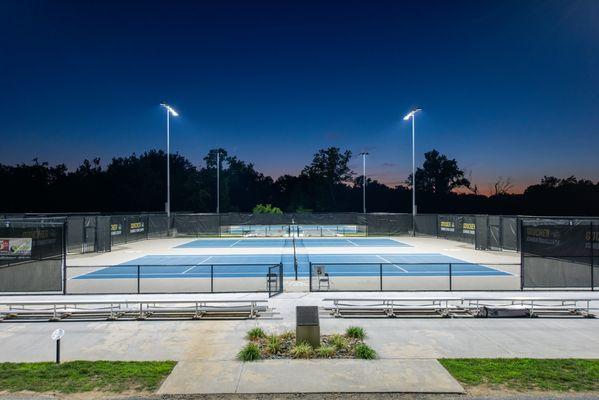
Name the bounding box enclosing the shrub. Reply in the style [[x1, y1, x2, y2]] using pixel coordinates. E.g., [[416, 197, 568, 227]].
[[266, 335, 281, 354], [291, 342, 314, 359], [316, 345, 336, 358], [280, 331, 295, 341], [246, 327, 266, 341], [345, 326, 366, 340], [329, 334, 348, 350], [238, 343, 261, 361], [354, 343, 377, 360], [252, 204, 283, 214]]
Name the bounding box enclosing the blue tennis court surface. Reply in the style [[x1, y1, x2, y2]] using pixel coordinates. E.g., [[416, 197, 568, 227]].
[[176, 237, 409, 249], [74, 253, 511, 279]]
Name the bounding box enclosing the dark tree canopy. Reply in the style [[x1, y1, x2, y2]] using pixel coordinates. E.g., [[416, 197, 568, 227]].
[[301, 147, 353, 184], [1, 148, 597, 216], [408, 149, 471, 194]]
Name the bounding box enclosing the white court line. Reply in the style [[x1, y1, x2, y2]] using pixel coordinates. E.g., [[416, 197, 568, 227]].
[[346, 239, 359, 247], [229, 239, 242, 247], [182, 256, 214, 274], [69, 266, 111, 280], [376, 255, 408, 272]]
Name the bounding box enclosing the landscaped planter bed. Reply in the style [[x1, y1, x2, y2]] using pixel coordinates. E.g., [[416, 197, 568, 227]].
[[238, 327, 376, 361]]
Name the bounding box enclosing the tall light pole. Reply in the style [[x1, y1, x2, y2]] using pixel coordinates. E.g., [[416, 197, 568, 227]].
[[359, 152, 369, 213], [160, 103, 178, 218], [216, 150, 220, 214], [403, 108, 421, 236]]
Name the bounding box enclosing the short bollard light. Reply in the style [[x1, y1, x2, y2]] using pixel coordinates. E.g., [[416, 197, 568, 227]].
[[51, 328, 65, 364]]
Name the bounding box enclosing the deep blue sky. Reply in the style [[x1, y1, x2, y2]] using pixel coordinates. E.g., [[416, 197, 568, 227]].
[[1, 0, 597, 193]]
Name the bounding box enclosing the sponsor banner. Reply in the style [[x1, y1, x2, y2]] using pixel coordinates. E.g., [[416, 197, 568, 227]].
[[129, 221, 145, 234], [522, 221, 598, 262], [110, 223, 123, 236], [439, 220, 455, 233], [462, 222, 476, 235], [0, 238, 33, 257]]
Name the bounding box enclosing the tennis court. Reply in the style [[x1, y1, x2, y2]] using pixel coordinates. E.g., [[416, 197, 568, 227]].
[[73, 253, 511, 279], [176, 237, 409, 248], [65, 235, 522, 293]]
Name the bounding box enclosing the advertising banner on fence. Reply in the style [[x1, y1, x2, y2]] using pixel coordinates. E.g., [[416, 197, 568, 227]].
[[522, 220, 598, 263], [0, 238, 33, 257]]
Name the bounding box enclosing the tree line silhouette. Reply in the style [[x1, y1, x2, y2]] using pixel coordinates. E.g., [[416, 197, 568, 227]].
[[1, 147, 597, 216]]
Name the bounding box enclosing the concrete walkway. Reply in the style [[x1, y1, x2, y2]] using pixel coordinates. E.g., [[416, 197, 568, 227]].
[[1, 292, 599, 362], [157, 359, 465, 394]]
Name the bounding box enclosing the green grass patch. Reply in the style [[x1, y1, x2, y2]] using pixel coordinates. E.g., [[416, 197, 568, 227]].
[[440, 359, 599, 392], [0, 361, 175, 393]]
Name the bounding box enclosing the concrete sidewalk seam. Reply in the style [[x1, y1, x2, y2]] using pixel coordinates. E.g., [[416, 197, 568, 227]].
[[234, 361, 245, 393]]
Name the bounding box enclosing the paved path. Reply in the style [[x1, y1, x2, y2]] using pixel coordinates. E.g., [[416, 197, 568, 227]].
[[157, 359, 464, 394], [1, 292, 599, 362]]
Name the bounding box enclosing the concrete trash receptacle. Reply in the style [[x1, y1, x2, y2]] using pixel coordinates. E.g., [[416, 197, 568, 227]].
[[296, 306, 320, 348]]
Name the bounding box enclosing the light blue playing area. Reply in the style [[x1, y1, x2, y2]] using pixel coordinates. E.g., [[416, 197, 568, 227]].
[[176, 237, 409, 248], [74, 253, 511, 279]]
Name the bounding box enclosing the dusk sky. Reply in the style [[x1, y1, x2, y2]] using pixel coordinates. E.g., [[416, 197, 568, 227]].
[[1, 0, 597, 194]]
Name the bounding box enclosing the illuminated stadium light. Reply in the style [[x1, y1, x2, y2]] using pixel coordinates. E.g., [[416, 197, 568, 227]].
[[403, 108, 421, 121], [160, 102, 179, 217], [403, 107, 421, 236], [160, 102, 179, 117]]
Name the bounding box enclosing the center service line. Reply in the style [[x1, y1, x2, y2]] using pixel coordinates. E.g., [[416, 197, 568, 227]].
[[376, 255, 408, 272]]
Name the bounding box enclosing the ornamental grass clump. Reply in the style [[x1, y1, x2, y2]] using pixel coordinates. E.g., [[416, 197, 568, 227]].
[[345, 326, 366, 340], [238, 343, 261, 361], [290, 342, 314, 359], [246, 327, 266, 341], [354, 343, 377, 359]]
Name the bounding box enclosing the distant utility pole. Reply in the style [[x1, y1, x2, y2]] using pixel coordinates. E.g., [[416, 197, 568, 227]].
[[360, 152, 369, 213], [160, 103, 179, 218], [403, 108, 421, 236], [216, 150, 220, 214]]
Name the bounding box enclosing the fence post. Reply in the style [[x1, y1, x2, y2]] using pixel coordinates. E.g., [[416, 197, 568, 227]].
[[62, 222, 67, 295], [137, 265, 141, 294], [590, 222, 594, 291], [520, 219, 525, 291], [280, 262, 284, 294], [309, 262, 312, 292], [379, 263, 383, 291]]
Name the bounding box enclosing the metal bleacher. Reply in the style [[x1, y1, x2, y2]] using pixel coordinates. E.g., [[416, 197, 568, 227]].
[[0, 298, 270, 322], [323, 297, 598, 318]]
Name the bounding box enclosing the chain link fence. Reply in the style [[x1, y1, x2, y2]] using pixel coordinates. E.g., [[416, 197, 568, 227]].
[[0, 219, 66, 293], [521, 218, 598, 290]]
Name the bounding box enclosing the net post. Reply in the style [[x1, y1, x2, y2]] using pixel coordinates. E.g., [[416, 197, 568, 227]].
[[211, 265, 214, 293], [379, 263, 383, 291], [449, 263, 452, 291]]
